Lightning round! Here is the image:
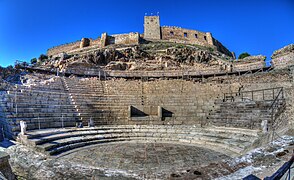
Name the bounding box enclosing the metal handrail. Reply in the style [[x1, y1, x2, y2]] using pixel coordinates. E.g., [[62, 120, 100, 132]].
[[269, 88, 284, 110], [223, 87, 283, 102], [265, 154, 294, 180]]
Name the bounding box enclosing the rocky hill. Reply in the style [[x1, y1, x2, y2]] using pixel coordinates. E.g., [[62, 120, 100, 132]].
[[35, 42, 234, 73]]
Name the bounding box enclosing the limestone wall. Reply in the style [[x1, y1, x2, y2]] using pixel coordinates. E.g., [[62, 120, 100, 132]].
[[144, 16, 161, 39], [161, 26, 233, 57], [212, 69, 293, 130], [47, 38, 101, 56], [271, 44, 294, 69], [108, 32, 139, 45], [233, 61, 265, 72], [212, 38, 233, 57], [47, 41, 81, 57], [104, 79, 241, 126], [161, 26, 211, 46]]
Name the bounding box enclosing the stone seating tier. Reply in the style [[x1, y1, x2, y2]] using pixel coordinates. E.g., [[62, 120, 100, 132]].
[[19, 125, 260, 157], [208, 100, 275, 129]]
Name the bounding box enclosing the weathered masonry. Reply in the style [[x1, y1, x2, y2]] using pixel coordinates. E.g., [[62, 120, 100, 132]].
[[47, 15, 233, 57], [144, 15, 233, 57]]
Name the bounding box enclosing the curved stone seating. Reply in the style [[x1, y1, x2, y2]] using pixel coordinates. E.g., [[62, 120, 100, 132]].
[[19, 125, 260, 157], [0, 77, 80, 138]]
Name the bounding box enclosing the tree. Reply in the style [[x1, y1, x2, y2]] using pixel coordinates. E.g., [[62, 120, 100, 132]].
[[238, 52, 251, 59], [30, 58, 37, 64], [38, 54, 48, 61]]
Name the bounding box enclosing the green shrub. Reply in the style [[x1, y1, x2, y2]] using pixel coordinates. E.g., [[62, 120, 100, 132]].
[[30, 58, 37, 64], [176, 44, 184, 48], [238, 52, 250, 59], [208, 47, 214, 52], [38, 54, 48, 61]]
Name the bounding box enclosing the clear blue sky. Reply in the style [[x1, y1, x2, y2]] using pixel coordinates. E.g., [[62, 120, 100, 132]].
[[0, 0, 293, 67]]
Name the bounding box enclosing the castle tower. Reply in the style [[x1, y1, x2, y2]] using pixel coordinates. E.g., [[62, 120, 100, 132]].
[[144, 15, 161, 40]]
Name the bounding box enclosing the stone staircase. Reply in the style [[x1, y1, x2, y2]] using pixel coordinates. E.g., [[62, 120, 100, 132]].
[[0, 76, 80, 138], [62, 77, 140, 126], [18, 125, 260, 157], [209, 87, 286, 130]]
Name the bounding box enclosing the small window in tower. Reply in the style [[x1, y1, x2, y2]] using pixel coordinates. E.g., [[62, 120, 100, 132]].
[[195, 34, 198, 38], [184, 32, 188, 37], [204, 36, 207, 41], [151, 19, 154, 22], [170, 31, 174, 36]]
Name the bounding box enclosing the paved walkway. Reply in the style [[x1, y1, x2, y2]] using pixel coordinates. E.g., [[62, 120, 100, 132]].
[[61, 142, 230, 179]]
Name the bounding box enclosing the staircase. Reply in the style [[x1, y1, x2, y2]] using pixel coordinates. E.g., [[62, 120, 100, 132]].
[[0, 76, 80, 138], [210, 87, 286, 131]]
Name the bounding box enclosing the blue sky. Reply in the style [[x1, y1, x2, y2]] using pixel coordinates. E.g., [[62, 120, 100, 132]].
[[0, 0, 293, 67]]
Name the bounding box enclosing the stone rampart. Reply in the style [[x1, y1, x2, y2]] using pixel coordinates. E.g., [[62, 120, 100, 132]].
[[107, 32, 140, 45], [47, 41, 81, 57], [161, 26, 212, 46], [47, 38, 102, 56], [212, 38, 233, 57]]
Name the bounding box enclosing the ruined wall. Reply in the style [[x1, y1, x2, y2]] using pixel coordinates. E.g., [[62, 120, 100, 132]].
[[271, 44, 294, 69], [80, 38, 90, 48], [108, 32, 140, 45], [212, 38, 233, 57], [161, 26, 212, 46], [47, 38, 101, 56], [233, 55, 266, 71], [161, 26, 233, 57], [47, 41, 81, 57]]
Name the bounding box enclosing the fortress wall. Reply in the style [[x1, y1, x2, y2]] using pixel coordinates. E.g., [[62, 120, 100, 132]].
[[161, 26, 233, 57], [161, 26, 211, 47], [47, 38, 101, 56], [47, 41, 81, 57], [213, 38, 233, 57], [91, 38, 101, 46], [108, 33, 140, 45]]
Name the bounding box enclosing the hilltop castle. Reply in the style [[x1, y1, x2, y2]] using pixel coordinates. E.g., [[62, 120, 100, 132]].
[[47, 16, 234, 58]]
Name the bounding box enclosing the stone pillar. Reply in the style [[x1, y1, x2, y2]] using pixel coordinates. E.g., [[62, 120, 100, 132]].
[[101, 33, 108, 48], [261, 120, 268, 133], [231, 52, 236, 60], [88, 117, 94, 127], [205, 32, 214, 46], [20, 121, 27, 135], [158, 106, 162, 119]]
